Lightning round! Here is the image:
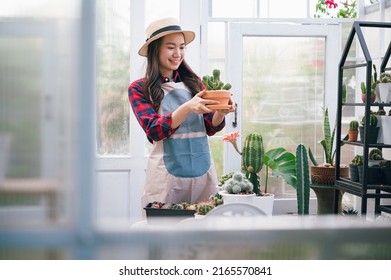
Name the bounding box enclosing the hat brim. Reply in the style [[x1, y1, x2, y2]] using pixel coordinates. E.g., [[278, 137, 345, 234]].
[[138, 30, 195, 57]]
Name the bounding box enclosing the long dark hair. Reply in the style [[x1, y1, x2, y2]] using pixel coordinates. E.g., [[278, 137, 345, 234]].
[[143, 36, 201, 112]]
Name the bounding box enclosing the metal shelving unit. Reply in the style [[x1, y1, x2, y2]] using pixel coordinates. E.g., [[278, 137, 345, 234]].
[[335, 21, 391, 216]]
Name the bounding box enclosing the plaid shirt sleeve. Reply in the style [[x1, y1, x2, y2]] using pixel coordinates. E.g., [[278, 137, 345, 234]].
[[128, 78, 225, 143], [128, 79, 178, 143]]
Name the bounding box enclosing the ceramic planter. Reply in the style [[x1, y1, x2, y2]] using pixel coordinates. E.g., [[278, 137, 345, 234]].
[[375, 83, 391, 103], [348, 130, 358, 142], [378, 116, 391, 145], [310, 185, 343, 214], [349, 164, 360, 182], [361, 93, 376, 103], [382, 169, 391, 186], [218, 191, 274, 216], [359, 126, 380, 144], [202, 90, 232, 110], [310, 166, 349, 185], [358, 165, 382, 184]]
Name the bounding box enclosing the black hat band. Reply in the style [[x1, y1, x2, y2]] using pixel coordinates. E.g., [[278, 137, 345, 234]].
[[146, 25, 182, 42]]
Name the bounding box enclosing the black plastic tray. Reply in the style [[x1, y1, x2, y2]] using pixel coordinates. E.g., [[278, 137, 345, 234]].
[[144, 203, 196, 218]]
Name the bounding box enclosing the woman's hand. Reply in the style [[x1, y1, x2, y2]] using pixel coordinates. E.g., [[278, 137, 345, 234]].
[[186, 90, 219, 114]]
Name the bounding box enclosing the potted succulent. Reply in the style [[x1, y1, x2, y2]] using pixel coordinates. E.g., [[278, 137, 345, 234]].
[[359, 113, 379, 144], [375, 71, 391, 103], [308, 107, 349, 214], [348, 120, 359, 142], [201, 69, 232, 110], [308, 107, 349, 185], [220, 132, 297, 215], [360, 64, 378, 104], [349, 155, 363, 182], [358, 148, 383, 185]]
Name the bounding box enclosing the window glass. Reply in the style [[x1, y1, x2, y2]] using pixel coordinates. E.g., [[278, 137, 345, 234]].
[[242, 36, 325, 197], [211, 0, 258, 17], [96, 0, 131, 155]]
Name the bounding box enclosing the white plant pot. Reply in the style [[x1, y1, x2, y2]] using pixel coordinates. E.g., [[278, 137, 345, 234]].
[[251, 194, 274, 216], [376, 83, 391, 103], [219, 191, 274, 216], [378, 116, 391, 145]]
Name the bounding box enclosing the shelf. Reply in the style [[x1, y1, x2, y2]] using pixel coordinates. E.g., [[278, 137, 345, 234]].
[[336, 21, 391, 216], [341, 141, 391, 149]]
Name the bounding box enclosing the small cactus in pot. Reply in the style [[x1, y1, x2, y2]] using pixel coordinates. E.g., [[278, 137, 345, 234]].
[[348, 120, 359, 142], [201, 69, 232, 109]]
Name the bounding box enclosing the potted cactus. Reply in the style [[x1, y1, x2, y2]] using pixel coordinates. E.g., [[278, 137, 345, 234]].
[[220, 132, 297, 215], [360, 64, 378, 104], [349, 155, 363, 182], [358, 148, 383, 185], [201, 69, 232, 110], [375, 71, 391, 103], [348, 120, 359, 142], [359, 113, 379, 144]]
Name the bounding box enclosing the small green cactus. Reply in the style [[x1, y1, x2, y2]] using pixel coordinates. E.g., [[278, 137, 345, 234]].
[[222, 172, 253, 194], [196, 202, 215, 215], [241, 133, 264, 195], [349, 120, 359, 131], [379, 72, 391, 83], [369, 148, 383, 160], [361, 114, 378, 127], [351, 155, 363, 166], [202, 69, 232, 91]]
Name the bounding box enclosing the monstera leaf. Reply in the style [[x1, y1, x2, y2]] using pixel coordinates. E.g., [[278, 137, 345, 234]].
[[263, 147, 296, 193]]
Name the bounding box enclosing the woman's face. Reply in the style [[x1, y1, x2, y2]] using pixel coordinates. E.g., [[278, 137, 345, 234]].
[[158, 33, 185, 77]]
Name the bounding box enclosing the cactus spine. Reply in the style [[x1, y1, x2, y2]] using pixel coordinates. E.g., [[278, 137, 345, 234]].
[[241, 133, 264, 194], [295, 144, 310, 215]]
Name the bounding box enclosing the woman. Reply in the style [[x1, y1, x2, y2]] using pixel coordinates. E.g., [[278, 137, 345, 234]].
[[128, 17, 235, 208]]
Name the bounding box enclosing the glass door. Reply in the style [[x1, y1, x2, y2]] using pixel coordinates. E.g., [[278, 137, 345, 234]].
[[227, 23, 340, 198]]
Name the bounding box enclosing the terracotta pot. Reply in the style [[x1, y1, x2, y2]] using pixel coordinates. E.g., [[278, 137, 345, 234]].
[[361, 93, 376, 103], [348, 130, 358, 142], [202, 90, 231, 110], [310, 165, 349, 185]]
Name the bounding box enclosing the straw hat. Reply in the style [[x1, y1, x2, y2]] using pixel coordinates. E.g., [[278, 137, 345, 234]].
[[138, 17, 195, 57]]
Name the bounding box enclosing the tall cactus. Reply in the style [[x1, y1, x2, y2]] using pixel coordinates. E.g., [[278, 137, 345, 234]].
[[241, 133, 264, 194], [295, 144, 310, 215]]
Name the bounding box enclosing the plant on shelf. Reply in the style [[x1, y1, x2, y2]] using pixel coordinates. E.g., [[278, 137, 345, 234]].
[[360, 64, 377, 103], [359, 113, 379, 144], [348, 120, 359, 142], [349, 155, 363, 182], [201, 69, 232, 109], [375, 71, 391, 103], [308, 107, 349, 185]]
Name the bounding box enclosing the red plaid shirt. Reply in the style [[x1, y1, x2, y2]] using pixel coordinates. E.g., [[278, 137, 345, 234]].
[[128, 71, 225, 143]]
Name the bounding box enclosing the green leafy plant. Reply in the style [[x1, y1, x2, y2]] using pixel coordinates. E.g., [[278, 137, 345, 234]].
[[309, 107, 348, 166], [314, 0, 357, 18]]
